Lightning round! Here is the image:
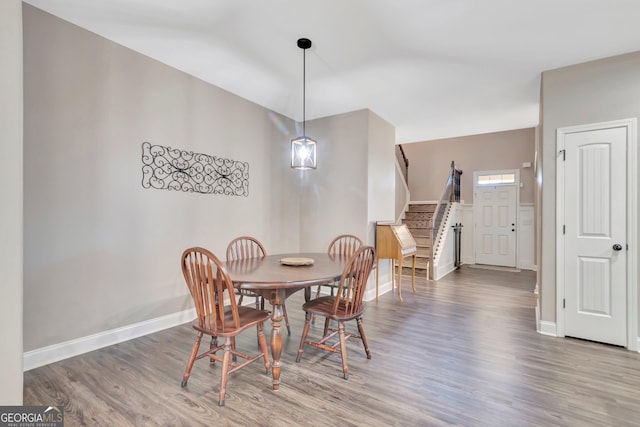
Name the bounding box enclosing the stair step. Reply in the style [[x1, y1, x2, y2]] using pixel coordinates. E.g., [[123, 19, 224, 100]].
[[414, 236, 430, 246], [397, 263, 429, 273], [416, 247, 430, 257], [397, 253, 429, 265], [404, 211, 432, 221], [410, 228, 429, 237], [408, 204, 436, 213], [403, 219, 429, 228], [399, 266, 428, 276], [396, 265, 429, 274]]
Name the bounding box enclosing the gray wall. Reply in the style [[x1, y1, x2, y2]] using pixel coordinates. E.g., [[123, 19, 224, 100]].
[[22, 5, 297, 351], [300, 110, 370, 251], [540, 52, 640, 330], [367, 110, 397, 235], [402, 128, 536, 204], [268, 111, 303, 253], [298, 109, 396, 252], [22, 4, 395, 355], [0, 0, 24, 404], [394, 164, 408, 223]]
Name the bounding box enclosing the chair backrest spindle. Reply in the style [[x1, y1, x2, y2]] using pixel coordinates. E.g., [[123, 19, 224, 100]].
[[333, 246, 375, 316], [226, 236, 267, 261], [327, 234, 363, 259], [182, 247, 240, 333]]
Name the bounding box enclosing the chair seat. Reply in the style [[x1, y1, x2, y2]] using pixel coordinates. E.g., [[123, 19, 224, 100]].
[[192, 306, 270, 337], [302, 295, 364, 321]]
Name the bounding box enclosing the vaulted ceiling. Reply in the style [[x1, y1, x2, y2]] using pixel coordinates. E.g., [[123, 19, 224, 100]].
[[23, 0, 640, 143]]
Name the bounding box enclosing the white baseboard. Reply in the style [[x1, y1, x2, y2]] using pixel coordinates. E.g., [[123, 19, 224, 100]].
[[364, 280, 392, 302], [435, 260, 455, 280], [637, 338, 640, 353], [518, 261, 536, 271], [538, 321, 557, 337], [535, 299, 557, 336], [24, 308, 196, 371]]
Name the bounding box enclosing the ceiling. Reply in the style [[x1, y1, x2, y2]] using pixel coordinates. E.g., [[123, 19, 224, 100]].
[[23, 0, 640, 144]]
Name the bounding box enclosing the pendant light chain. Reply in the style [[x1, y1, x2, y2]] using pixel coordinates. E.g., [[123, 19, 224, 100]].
[[302, 45, 306, 137]]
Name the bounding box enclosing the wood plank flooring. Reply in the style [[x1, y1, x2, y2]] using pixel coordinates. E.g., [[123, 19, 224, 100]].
[[24, 266, 640, 426]]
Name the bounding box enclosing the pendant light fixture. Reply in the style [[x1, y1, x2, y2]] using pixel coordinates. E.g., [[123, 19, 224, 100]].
[[291, 38, 317, 170]]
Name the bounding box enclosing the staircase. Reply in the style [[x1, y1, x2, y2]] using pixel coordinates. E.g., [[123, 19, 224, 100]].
[[393, 160, 462, 280], [400, 202, 436, 276]]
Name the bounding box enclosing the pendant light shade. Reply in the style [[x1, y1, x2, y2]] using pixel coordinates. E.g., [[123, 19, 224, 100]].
[[291, 38, 317, 170], [291, 135, 316, 170]]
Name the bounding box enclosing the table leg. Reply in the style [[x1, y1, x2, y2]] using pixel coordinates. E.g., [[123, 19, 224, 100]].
[[269, 291, 284, 390]]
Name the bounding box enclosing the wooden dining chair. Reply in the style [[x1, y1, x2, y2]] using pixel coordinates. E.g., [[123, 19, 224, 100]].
[[311, 234, 363, 326], [226, 236, 291, 336], [315, 234, 363, 298], [180, 247, 270, 406], [296, 245, 376, 379]]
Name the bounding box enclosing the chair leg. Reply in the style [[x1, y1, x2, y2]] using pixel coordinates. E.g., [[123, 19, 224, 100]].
[[282, 302, 291, 336], [323, 317, 331, 337], [338, 322, 349, 380], [231, 337, 237, 362], [296, 312, 313, 363], [312, 286, 322, 324], [257, 323, 271, 374], [314, 284, 337, 329], [356, 317, 371, 359], [218, 337, 232, 406], [209, 336, 218, 365], [181, 332, 203, 387], [255, 296, 261, 346]]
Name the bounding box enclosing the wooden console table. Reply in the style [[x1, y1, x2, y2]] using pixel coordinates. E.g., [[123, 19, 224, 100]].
[[375, 222, 417, 302]]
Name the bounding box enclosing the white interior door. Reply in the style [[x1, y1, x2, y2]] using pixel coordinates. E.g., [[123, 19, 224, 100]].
[[474, 184, 517, 267], [561, 126, 627, 346]]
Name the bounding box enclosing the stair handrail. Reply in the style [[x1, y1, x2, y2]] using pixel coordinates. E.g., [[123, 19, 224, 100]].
[[396, 144, 409, 186], [429, 161, 463, 279]]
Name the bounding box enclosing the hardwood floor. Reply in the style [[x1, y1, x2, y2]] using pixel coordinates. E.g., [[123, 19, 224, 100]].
[[24, 266, 640, 426]]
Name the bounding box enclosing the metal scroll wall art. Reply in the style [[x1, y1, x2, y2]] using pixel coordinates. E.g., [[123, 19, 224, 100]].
[[141, 142, 249, 196]]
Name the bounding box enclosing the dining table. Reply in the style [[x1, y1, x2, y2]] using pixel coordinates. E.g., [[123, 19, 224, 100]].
[[224, 252, 349, 390]]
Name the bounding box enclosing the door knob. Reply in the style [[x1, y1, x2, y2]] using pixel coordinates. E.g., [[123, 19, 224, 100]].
[[613, 244, 623, 251]]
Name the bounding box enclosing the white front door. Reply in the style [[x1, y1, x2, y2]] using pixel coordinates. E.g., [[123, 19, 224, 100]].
[[474, 184, 517, 267], [561, 126, 627, 346]]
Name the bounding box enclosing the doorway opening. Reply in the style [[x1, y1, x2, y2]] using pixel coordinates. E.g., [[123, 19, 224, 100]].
[[473, 169, 519, 268]]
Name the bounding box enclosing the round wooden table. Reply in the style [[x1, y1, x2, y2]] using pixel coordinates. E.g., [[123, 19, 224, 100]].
[[224, 252, 348, 390]]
